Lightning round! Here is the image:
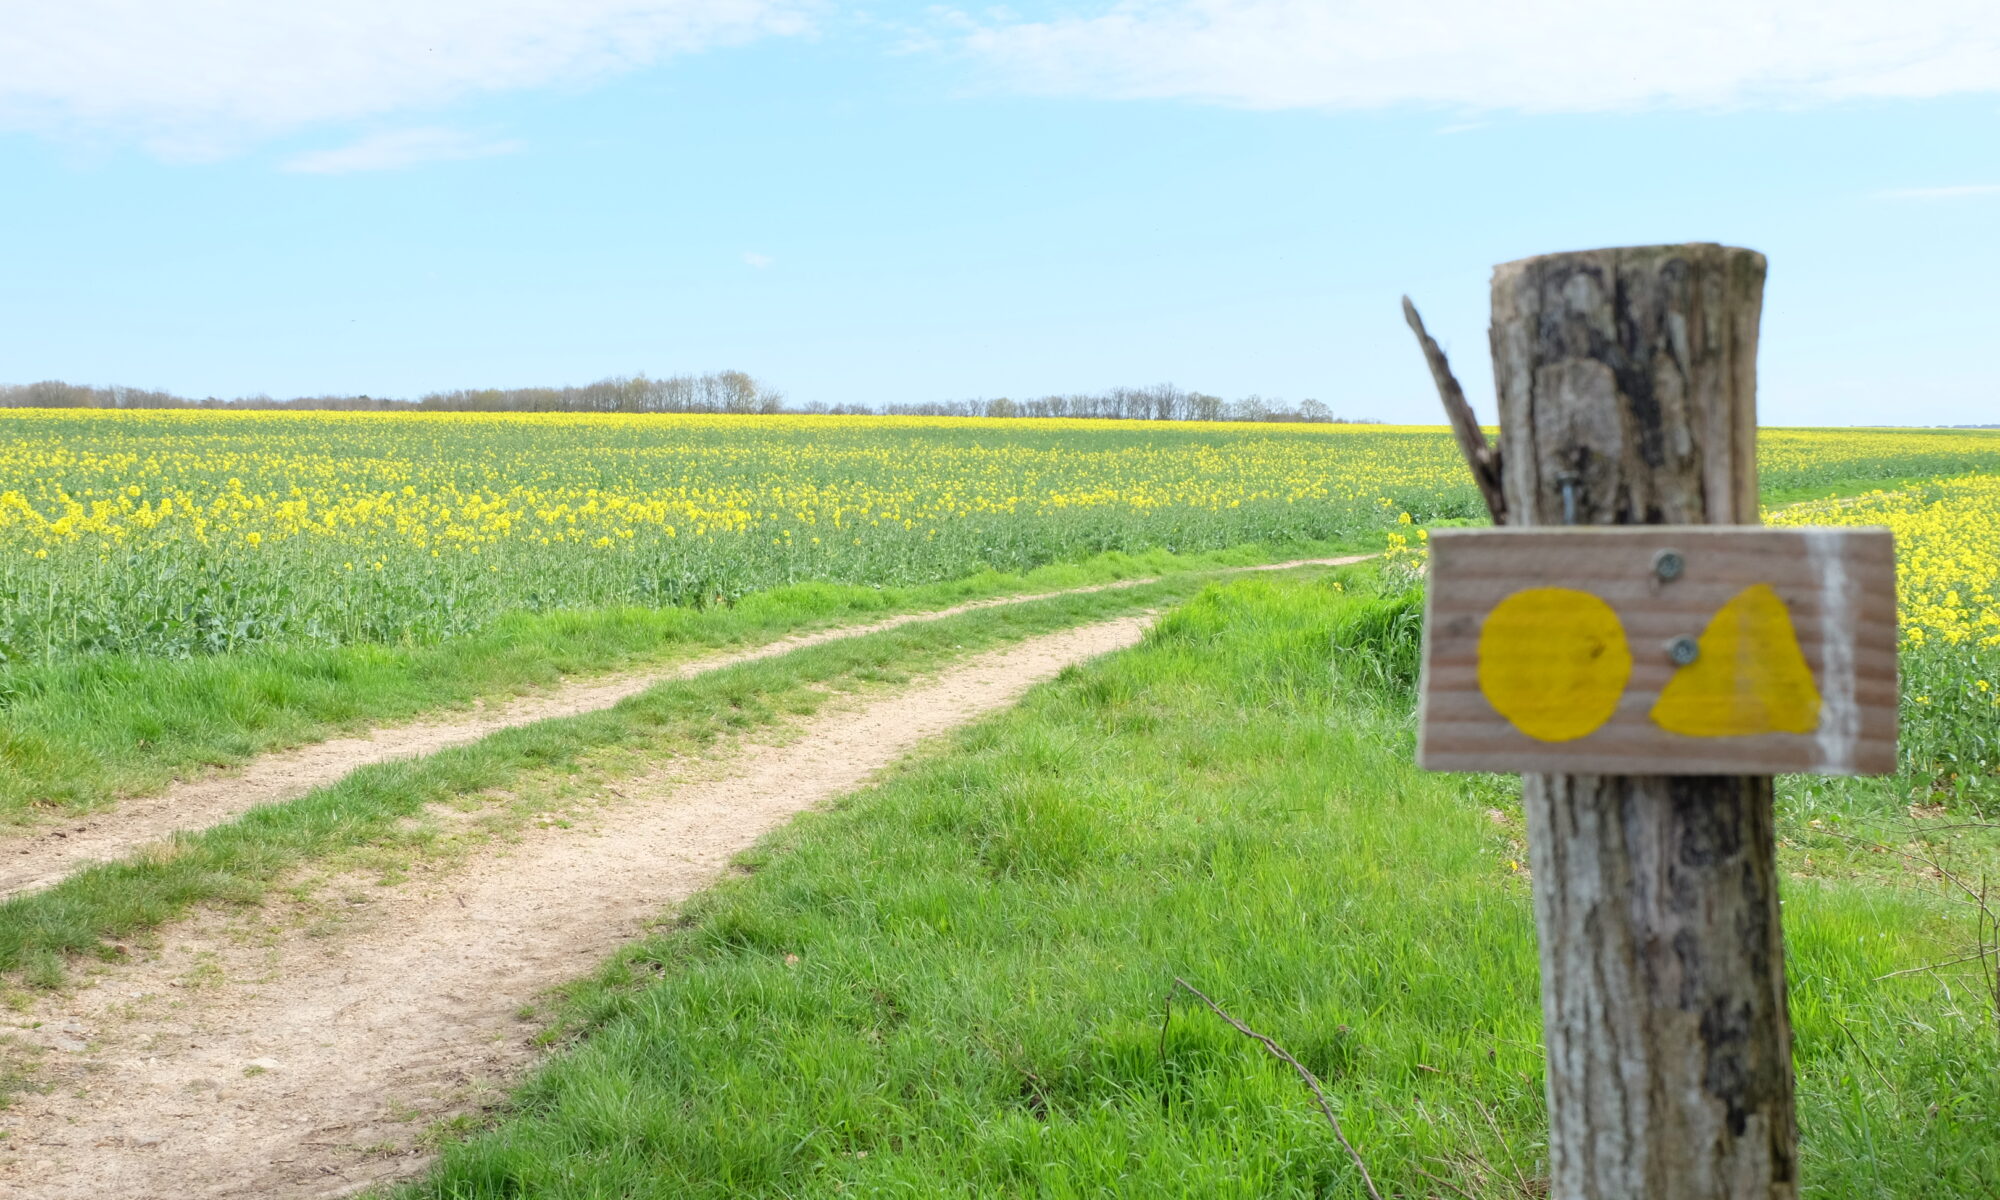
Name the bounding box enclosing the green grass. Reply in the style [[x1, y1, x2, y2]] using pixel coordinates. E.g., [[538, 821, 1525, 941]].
[[0, 536, 1370, 823], [396, 574, 2000, 1199], [0, 568, 1263, 985]]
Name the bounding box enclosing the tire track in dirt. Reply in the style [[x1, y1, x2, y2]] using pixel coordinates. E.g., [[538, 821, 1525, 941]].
[[0, 616, 1150, 1198], [0, 555, 1367, 900]]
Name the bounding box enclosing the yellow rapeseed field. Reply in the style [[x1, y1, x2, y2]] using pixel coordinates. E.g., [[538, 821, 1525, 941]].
[[1771, 474, 2000, 794], [0, 411, 1486, 660], [0, 412, 1472, 561], [1772, 475, 2000, 654], [0, 410, 1995, 671]]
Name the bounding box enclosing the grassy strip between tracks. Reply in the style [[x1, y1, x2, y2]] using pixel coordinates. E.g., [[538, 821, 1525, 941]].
[[401, 573, 1998, 1200], [0, 569, 1257, 986], [0, 535, 1373, 823]]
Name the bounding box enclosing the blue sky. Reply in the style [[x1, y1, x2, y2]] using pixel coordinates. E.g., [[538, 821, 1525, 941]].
[[3, 1, 1997, 424]]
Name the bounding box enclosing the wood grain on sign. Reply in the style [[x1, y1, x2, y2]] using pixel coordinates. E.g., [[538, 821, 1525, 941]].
[[1418, 526, 1897, 776]]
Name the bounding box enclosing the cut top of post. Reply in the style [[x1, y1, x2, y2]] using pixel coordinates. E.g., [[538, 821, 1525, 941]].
[[1489, 243, 1767, 529]]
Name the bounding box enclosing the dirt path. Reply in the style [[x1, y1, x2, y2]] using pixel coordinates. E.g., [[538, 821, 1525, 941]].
[[0, 555, 1366, 900], [0, 615, 1151, 1198]]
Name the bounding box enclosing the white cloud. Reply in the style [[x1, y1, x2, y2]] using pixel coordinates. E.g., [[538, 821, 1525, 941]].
[[1878, 183, 2000, 199], [742, 251, 776, 268], [956, 0, 2000, 113], [0, 1, 811, 156], [281, 127, 524, 173]]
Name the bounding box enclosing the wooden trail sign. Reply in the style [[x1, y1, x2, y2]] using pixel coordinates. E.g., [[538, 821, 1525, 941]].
[[1400, 243, 1909, 1199], [1419, 525, 1898, 776]]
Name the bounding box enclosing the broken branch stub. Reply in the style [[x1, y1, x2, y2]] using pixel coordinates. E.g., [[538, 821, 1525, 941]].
[[1401, 296, 1506, 524]]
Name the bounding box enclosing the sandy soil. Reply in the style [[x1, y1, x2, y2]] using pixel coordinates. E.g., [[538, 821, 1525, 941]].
[[0, 615, 1151, 1199], [0, 555, 1366, 901]]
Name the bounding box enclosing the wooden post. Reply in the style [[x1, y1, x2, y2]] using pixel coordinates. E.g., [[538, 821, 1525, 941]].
[[1489, 245, 1798, 1198]]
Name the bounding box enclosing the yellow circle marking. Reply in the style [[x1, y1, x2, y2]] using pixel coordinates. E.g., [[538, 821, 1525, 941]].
[[1477, 588, 1632, 742]]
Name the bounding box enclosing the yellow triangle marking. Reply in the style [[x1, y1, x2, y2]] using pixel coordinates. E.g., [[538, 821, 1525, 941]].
[[1651, 583, 1822, 738]]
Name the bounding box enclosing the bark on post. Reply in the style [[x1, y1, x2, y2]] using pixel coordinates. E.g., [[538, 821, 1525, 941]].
[[1488, 244, 1798, 1198]]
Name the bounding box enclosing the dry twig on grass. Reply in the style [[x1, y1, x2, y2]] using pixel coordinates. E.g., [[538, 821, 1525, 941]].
[[1414, 1163, 1483, 1200], [1165, 976, 1384, 1200], [1823, 826, 2000, 1044]]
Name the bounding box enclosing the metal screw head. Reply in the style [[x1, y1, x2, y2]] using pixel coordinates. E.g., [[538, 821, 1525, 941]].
[[1666, 636, 1700, 666], [1555, 472, 1582, 526], [1653, 549, 1685, 582]]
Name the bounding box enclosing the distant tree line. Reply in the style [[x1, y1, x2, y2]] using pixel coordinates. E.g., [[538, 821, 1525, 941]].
[[0, 372, 787, 415], [881, 383, 1369, 423], [416, 371, 788, 413], [0, 381, 225, 409], [0, 375, 1372, 423]]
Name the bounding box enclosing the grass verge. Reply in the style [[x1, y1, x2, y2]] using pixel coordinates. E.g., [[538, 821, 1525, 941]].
[[0, 535, 1372, 823], [0, 568, 1267, 986], [400, 574, 1998, 1199], [1759, 474, 1942, 508]]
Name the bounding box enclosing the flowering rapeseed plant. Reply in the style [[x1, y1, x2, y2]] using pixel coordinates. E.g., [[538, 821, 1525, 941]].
[[1772, 474, 2000, 798]]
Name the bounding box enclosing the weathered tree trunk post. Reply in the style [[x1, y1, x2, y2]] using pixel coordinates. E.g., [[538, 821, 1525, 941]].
[[1489, 245, 1798, 1198]]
